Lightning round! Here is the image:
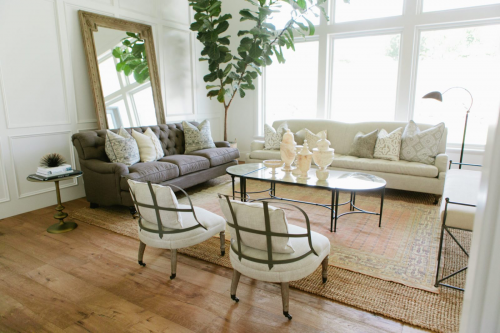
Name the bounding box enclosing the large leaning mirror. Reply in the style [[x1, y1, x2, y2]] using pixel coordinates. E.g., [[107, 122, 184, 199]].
[[79, 11, 165, 129]]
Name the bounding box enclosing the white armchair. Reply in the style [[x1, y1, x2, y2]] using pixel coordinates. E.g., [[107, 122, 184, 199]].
[[218, 195, 330, 319], [129, 180, 226, 279]]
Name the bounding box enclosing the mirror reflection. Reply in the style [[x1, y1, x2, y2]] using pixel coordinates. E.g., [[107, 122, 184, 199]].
[[93, 27, 157, 129]]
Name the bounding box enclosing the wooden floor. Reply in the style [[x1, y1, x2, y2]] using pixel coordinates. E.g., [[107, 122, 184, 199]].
[[0, 198, 429, 333]]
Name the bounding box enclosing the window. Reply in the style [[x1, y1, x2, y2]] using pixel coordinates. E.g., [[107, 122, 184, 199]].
[[267, 2, 320, 30], [413, 25, 500, 145], [423, 0, 500, 12], [132, 87, 157, 126], [264, 41, 319, 126], [99, 56, 121, 97], [334, 0, 404, 23], [330, 34, 401, 122]]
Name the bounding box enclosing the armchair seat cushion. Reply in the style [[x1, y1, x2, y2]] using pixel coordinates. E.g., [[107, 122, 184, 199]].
[[120, 162, 179, 190], [138, 204, 225, 249], [229, 224, 330, 283], [188, 147, 240, 167], [331, 154, 439, 178], [159, 155, 210, 176]]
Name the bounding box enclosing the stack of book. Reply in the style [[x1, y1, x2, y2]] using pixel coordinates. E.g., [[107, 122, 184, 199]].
[[28, 164, 82, 181]]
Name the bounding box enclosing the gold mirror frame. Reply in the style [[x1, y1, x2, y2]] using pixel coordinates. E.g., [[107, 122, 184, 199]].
[[78, 11, 165, 129]]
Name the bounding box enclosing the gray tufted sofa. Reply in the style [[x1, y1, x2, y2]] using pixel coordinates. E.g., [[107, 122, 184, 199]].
[[71, 122, 239, 210]]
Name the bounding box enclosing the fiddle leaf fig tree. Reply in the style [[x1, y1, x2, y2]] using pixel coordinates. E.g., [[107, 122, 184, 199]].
[[112, 32, 150, 84], [189, 0, 328, 141]]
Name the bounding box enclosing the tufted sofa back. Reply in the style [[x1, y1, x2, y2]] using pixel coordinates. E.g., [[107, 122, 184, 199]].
[[72, 122, 199, 161]]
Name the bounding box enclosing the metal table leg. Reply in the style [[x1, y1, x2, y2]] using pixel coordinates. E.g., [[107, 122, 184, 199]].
[[379, 187, 385, 228], [231, 175, 235, 200], [334, 189, 339, 232]]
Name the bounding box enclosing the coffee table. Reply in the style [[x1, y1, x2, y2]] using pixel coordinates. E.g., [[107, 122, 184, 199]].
[[226, 163, 386, 232]]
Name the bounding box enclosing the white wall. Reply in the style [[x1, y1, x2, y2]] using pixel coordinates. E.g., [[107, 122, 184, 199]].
[[0, 0, 223, 219]]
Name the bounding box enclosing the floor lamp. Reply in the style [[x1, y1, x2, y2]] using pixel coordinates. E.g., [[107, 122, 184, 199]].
[[423, 87, 477, 170]]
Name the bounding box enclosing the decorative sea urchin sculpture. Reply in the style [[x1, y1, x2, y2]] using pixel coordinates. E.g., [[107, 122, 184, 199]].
[[40, 153, 67, 168]]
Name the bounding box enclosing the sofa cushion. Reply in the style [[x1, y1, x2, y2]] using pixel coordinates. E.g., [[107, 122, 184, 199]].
[[400, 120, 445, 165], [189, 147, 240, 167], [120, 161, 179, 190], [249, 149, 281, 161], [331, 154, 439, 178], [159, 155, 210, 176]]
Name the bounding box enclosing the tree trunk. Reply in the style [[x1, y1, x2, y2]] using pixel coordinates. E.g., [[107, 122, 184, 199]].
[[224, 105, 229, 141]]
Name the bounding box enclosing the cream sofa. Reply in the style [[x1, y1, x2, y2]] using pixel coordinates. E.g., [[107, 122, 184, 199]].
[[246, 119, 449, 197]]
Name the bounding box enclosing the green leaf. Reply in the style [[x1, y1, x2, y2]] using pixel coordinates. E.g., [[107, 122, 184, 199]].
[[190, 21, 203, 31], [203, 72, 218, 82], [208, 1, 221, 12], [223, 64, 232, 76], [215, 21, 229, 34], [112, 47, 122, 58], [297, 0, 306, 9], [126, 32, 137, 38], [304, 17, 315, 35], [238, 30, 250, 36], [208, 44, 220, 60], [206, 85, 220, 89], [239, 9, 258, 21], [116, 62, 123, 71], [249, 43, 263, 59], [199, 57, 209, 61], [217, 88, 225, 103], [239, 88, 246, 98], [241, 83, 255, 90], [218, 37, 230, 45], [122, 39, 131, 46], [207, 89, 219, 98], [123, 65, 132, 76]]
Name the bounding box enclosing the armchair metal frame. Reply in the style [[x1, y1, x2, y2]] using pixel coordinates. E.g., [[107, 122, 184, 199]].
[[219, 194, 328, 320], [130, 181, 224, 279]]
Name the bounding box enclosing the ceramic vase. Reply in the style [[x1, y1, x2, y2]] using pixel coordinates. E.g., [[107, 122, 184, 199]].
[[297, 140, 313, 179], [291, 146, 302, 176], [312, 132, 334, 180], [280, 129, 296, 171]]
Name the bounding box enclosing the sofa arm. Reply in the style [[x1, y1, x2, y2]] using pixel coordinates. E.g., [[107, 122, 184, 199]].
[[214, 141, 230, 148], [82, 159, 129, 175], [435, 154, 449, 174], [79, 159, 129, 206], [250, 140, 265, 152]]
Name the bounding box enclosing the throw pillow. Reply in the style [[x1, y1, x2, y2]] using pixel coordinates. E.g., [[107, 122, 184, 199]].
[[132, 129, 157, 162], [400, 120, 445, 165], [264, 122, 288, 150], [295, 128, 306, 145], [304, 129, 327, 150], [373, 127, 403, 161], [348, 130, 379, 159], [105, 128, 140, 166], [218, 198, 294, 253], [128, 180, 183, 229], [144, 128, 165, 160], [183, 120, 216, 154]]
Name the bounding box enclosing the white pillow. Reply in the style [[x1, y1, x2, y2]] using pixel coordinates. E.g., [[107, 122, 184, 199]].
[[304, 129, 327, 150], [105, 128, 140, 166], [374, 127, 403, 161], [400, 121, 445, 165], [264, 122, 288, 150], [294, 128, 306, 145], [218, 198, 295, 253], [144, 128, 164, 160], [128, 180, 183, 229], [132, 129, 157, 162]]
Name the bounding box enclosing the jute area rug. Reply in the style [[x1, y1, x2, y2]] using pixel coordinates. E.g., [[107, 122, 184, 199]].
[[72, 176, 469, 333]]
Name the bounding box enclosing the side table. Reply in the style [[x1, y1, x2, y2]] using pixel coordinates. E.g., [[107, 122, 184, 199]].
[[27, 172, 83, 234]]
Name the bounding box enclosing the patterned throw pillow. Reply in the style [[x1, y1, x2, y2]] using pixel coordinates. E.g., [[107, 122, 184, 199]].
[[128, 180, 183, 229], [264, 122, 288, 150], [373, 127, 403, 161], [183, 120, 216, 154], [218, 198, 295, 253], [105, 128, 140, 166], [304, 129, 327, 150], [400, 121, 445, 165], [348, 130, 379, 159]]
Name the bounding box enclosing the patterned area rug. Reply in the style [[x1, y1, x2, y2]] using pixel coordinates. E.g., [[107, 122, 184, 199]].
[[72, 175, 468, 333]]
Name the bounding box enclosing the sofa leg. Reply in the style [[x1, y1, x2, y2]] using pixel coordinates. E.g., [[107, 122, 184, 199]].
[[170, 249, 177, 280], [230, 270, 241, 302], [220, 231, 225, 256], [281, 282, 292, 320], [322, 255, 329, 283], [89, 202, 99, 209], [433, 195, 441, 205], [138, 241, 146, 267], [129, 206, 137, 219]]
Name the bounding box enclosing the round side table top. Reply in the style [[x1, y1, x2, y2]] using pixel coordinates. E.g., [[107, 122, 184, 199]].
[[27, 172, 83, 183]]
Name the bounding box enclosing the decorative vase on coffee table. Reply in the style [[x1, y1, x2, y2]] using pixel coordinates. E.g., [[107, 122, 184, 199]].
[[312, 132, 334, 180], [297, 140, 313, 179], [280, 129, 296, 172]]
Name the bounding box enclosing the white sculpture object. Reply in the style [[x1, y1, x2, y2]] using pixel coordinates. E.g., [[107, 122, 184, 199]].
[[297, 140, 313, 179], [312, 132, 334, 180], [280, 129, 296, 171]]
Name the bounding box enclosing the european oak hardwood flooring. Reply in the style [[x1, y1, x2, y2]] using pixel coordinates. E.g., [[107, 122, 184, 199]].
[[0, 198, 429, 332]]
